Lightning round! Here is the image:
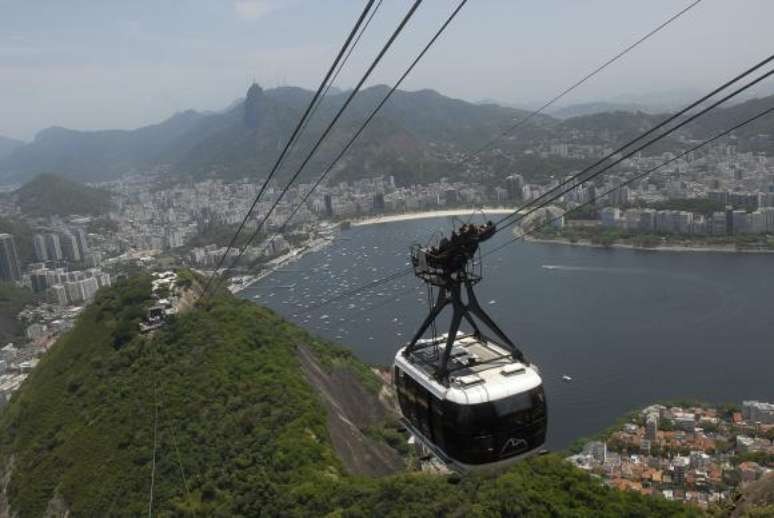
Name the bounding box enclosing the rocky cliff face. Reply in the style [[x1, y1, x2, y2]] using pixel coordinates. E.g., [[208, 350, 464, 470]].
[[297, 345, 404, 477]]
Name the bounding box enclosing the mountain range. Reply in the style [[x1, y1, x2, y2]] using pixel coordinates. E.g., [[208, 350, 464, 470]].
[[1, 84, 773, 186], [0, 136, 24, 161], [0, 84, 538, 185]]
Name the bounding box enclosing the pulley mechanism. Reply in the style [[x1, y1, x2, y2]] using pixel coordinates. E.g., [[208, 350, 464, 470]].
[[405, 221, 526, 382]]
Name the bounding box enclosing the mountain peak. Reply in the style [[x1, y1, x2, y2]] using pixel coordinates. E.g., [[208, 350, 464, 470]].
[[244, 83, 267, 129]]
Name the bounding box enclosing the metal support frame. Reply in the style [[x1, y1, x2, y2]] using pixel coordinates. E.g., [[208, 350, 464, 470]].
[[405, 274, 526, 381]]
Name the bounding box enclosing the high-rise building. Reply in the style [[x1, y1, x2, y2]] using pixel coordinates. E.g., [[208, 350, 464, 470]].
[[0, 234, 21, 282], [81, 277, 99, 301], [588, 441, 607, 463], [690, 451, 710, 470], [725, 207, 734, 236], [33, 234, 49, 262], [640, 439, 651, 455], [50, 284, 68, 306], [732, 210, 749, 235], [45, 233, 63, 261], [65, 281, 84, 303], [646, 414, 659, 442], [30, 270, 49, 293], [742, 400, 774, 424], [711, 212, 727, 236], [324, 194, 334, 218], [610, 186, 630, 207], [372, 193, 385, 212], [505, 174, 524, 201], [74, 228, 89, 257], [96, 272, 112, 289], [673, 456, 689, 486], [61, 232, 81, 262]]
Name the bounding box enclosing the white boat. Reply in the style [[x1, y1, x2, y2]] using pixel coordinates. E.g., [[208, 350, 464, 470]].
[[562, 374, 573, 382]]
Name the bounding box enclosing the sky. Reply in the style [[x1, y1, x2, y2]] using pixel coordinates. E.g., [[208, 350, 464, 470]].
[[1, 0, 773, 141]]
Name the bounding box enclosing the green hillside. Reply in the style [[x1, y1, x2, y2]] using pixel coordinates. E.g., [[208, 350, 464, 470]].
[[0, 282, 36, 343], [0, 215, 35, 264], [0, 276, 703, 517], [15, 174, 113, 217]]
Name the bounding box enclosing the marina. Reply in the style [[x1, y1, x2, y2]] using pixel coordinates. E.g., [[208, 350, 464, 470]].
[[241, 216, 774, 449]]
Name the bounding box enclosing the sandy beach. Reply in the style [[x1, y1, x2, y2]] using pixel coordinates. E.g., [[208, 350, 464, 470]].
[[228, 236, 336, 293], [351, 207, 517, 226]]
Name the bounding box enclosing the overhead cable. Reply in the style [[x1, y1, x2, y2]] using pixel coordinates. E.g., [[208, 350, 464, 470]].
[[495, 61, 774, 235], [466, 0, 704, 158], [486, 103, 774, 257], [200, 0, 378, 300], [206, 0, 425, 296]]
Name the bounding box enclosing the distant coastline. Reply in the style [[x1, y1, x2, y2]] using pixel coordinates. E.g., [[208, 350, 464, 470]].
[[527, 236, 774, 254], [351, 207, 516, 226], [229, 235, 336, 294]]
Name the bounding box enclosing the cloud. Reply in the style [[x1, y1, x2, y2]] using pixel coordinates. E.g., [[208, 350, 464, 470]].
[[233, 0, 279, 20]]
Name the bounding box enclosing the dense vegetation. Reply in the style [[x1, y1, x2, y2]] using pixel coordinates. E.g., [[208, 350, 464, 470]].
[[15, 174, 113, 217], [186, 220, 260, 249], [0, 282, 36, 343], [0, 277, 707, 516], [0, 215, 35, 265], [8, 82, 771, 186], [536, 225, 774, 251]]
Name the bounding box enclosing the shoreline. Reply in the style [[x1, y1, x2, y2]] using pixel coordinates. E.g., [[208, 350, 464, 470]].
[[350, 207, 516, 226], [527, 236, 774, 254], [232, 213, 773, 295], [229, 235, 335, 294]]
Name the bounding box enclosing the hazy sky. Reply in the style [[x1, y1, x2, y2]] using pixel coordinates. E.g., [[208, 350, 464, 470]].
[[2, 0, 773, 140]]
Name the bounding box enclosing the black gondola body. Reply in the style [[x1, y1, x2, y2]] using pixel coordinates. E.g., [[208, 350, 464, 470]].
[[394, 335, 546, 470], [393, 222, 547, 470]]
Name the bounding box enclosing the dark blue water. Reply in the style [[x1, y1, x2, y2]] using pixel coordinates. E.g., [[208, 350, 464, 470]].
[[242, 216, 774, 450]]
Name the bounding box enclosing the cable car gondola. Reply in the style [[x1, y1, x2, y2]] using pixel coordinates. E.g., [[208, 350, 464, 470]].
[[393, 221, 546, 471]]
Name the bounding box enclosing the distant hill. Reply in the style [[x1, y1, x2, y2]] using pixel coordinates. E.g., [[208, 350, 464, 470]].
[[0, 111, 206, 183], [550, 101, 652, 119], [3, 84, 773, 186], [681, 95, 774, 152], [15, 174, 113, 217], [0, 84, 548, 185], [562, 110, 664, 135], [0, 136, 23, 161], [158, 84, 551, 183], [0, 276, 700, 517]]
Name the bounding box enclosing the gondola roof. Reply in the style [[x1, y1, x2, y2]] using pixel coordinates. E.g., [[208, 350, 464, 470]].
[[395, 333, 542, 405]]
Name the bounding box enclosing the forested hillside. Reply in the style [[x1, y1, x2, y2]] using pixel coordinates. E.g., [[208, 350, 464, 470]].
[[14, 174, 113, 217], [0, 274, 711, 517], [4, 81, 773, 187]]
